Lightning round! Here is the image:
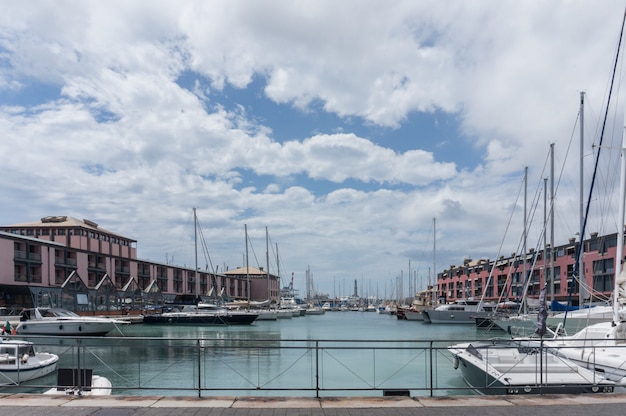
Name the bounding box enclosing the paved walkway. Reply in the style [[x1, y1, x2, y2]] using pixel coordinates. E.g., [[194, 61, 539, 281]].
[[2, 393, 626, 416]]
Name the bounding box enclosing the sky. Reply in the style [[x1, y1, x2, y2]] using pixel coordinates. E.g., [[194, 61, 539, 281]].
[[2, 1, 626, 300]]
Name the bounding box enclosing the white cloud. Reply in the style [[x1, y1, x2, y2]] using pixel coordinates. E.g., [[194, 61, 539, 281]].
[[1, 0, 625, 296]]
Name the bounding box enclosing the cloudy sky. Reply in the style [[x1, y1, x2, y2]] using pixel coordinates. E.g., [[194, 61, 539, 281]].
[[2, 1, 626, 299]]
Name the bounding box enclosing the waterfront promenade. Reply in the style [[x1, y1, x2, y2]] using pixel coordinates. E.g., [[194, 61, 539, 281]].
[[2, 393, 626, 416]]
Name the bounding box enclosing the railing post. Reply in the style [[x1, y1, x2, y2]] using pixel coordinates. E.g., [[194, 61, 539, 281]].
[[315, 340, 320, 398], [429, 340, 434, 397], [197, 339, 201, 398]]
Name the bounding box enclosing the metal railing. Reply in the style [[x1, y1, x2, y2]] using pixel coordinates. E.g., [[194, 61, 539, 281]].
[[1, 335, 623, 398], [0, 336, 471, 397]]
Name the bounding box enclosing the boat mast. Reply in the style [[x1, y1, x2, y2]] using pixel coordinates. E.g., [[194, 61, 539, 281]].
[[433, 217, 437, 304], [543, 177, 548, 302], [266, 226, 270, 302], [614, 111, 626, 323], [193, 207, 199, 300], [523, 166, 527, 315], [579, 91, 586, 307], [550, 143, 555, 302], [245, 224, 250, 301]]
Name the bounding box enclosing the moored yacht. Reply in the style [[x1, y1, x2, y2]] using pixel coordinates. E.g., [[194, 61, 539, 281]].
[[15, 308, 127, 336], [422, 299, 494, 324], [143, 303, 259, 325]]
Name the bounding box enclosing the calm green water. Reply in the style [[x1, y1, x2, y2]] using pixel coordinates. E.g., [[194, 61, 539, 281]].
[[5, 311, 498, 397]]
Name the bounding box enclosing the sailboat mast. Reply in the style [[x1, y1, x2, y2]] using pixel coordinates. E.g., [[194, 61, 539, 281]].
[[543, 177, 548, 301], [433, 217, 437, 304], [550, 143, 555, 301], [266, 226, 270, 302], [245, 224, 250, 301], [523, 166, 527, 315], [579, 91, 586, 306], [276, 243, 280, 287], [193, 207, 199, 299], [614, 114, 626, 322]]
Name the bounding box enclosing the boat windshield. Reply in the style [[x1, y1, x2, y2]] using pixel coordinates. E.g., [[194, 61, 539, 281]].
[[42, 308, 80, 318]]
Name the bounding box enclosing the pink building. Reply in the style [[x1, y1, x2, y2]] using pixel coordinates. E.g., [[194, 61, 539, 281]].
[[436, 231, 620, 307], [0, 216, 280, 312]]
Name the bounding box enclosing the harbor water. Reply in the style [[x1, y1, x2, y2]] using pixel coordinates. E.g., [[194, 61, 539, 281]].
[[2, 311, 497, 397]]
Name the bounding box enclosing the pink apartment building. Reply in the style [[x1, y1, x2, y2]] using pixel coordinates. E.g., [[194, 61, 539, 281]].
[[435, 231, 620, 307], [0, 216, 280, 313]]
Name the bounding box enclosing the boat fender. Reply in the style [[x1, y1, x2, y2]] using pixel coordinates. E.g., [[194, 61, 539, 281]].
[[453, 355, 459, 370], [78, 326, 82, 332], [22, 354, 29, 363], [59, 325, 63, 330]]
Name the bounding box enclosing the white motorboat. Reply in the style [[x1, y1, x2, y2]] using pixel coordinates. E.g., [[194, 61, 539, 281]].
[[44, 368, 112, 396], [254, 309, 278, 320], [0, 338, 59, 385], [304, 305, 325, 315], [422, 299, 494, 324], [448, 340, 615, 395], [15, 308, 127, 336], [275, 309, 293, 319]]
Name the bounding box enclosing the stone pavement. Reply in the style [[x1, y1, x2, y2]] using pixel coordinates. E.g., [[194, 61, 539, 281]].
[[1, 393, 626, 416]]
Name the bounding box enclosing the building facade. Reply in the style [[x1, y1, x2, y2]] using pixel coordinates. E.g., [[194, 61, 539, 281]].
[[0, 216, 280, 312], [436, 231, 620, 306]]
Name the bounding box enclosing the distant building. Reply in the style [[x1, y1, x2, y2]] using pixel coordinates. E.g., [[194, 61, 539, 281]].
[[435, 231, 620, 306], [223, 266, 280, 303], [0, 216, 280, 312]]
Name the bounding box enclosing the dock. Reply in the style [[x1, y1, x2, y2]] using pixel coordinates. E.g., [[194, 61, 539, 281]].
[[2, 393, 626, 416]]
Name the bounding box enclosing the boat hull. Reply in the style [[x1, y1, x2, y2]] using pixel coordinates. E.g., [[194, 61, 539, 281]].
[[424, 309, 490, 324], [16, 320, 118, 336], [404, 310, 424, 321], [143, 312, 258, 325]]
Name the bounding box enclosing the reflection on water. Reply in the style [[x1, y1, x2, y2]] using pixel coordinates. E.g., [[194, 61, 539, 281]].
[[1, 312, 492, 397]]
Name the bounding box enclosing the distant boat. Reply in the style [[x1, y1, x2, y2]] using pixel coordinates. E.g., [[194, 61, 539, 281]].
[[304, 305, 325, 315], [403, 309, 424, 321], [15, 308, 127, 336], [400, 286, 436, 321], [0, 338, 59, 385]]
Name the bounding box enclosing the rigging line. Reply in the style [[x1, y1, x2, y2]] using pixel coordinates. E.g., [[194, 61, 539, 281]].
[[246, 230, 261, 269], [194, 215, 216, 276], [566, 5, 626, 320], [480, 170, 525, 304]]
